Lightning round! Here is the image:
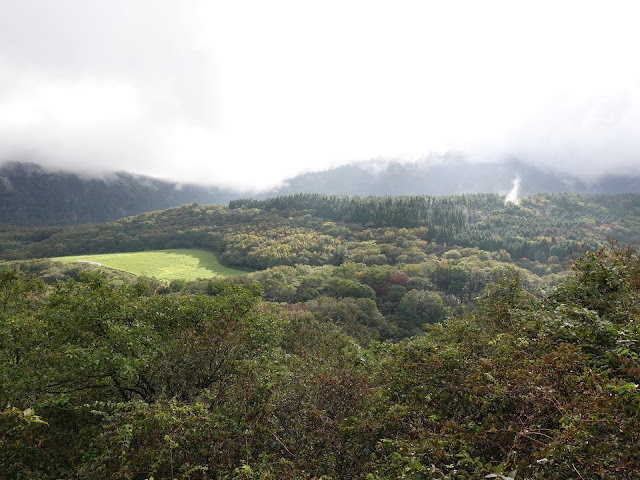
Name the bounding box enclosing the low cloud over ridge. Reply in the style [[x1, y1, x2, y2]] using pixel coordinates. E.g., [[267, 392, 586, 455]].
[[1, 1, 639, 190]]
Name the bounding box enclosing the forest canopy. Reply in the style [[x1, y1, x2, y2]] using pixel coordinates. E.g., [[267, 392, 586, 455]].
[[1, 193, 639, 478], [1, 243, 639, 478]]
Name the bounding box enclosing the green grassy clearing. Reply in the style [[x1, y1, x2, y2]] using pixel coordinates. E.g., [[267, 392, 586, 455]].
[[51, 249, 248, 282]]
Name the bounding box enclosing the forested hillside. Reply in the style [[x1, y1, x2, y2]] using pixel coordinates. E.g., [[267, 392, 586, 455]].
[[2, 160, 639, 227], [1, 193, 638, 338], [1, 193, 639, 478], [0, 162, 233, 226], [1, 243, 639, 478], [4, 192, 638, 265]]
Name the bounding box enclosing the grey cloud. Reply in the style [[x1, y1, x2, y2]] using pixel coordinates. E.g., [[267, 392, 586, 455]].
[[0, 0, 217, 126], [1, 1, 639, 190]]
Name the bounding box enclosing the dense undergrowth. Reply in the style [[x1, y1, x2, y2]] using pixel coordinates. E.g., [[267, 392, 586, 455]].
[[1, 243, 639, 479]]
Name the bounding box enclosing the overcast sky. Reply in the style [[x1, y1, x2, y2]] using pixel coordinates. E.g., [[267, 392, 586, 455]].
[[1, 1, 639, 191]]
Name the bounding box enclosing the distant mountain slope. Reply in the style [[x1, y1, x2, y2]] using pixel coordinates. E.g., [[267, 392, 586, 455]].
[[0, 162, 235, 226], [2, 158, 639, 227], [267, 158, 640, 197]]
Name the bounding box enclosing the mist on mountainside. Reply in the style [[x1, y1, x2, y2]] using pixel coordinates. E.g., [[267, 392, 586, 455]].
[[1, 156, 639, 227], [264, 157, 640, 198], [504, 177, 522, 205]]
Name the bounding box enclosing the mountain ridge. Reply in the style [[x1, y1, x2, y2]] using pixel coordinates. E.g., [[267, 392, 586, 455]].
[[0, 161, 234, 226], [2, 158, 639, 226]]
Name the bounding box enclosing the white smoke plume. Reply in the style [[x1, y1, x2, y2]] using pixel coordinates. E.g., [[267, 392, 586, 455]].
[[504, 176, 521, 205]]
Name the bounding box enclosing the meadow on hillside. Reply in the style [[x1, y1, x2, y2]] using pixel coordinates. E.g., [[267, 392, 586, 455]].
[[52, 249, 247, 281]]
